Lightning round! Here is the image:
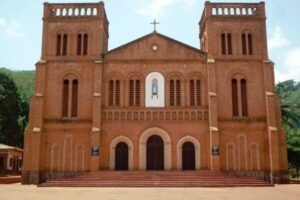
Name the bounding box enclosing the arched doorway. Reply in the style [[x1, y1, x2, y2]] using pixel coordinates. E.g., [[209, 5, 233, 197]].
[[147, 135, 164, 170], [115, 142, 128, 170], [182, 142, 195, 170]]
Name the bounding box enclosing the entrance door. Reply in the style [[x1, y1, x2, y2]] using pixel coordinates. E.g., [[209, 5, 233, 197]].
[[147, 135, 164, 170], [115, 142, 129, 170], [182, 142, 195, 170]]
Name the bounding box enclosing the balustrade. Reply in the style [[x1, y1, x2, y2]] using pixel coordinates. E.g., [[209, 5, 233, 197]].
[[102, 108, 209, 121]]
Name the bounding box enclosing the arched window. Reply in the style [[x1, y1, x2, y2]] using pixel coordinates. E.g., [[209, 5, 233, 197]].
[[129, 78, 141, 107], [221, 31, 233, 55], [62, 75, 79, 118], [242, 31, 253, 55], [231, 76, 248, 117], [190, 77, 201, 106], [145, 72, 165, 107], [77, 32, 88, 55], [56, 31, 68, 56], [108, 79, 121, 107]]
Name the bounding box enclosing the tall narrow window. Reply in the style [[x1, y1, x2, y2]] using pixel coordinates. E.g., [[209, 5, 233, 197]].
[[248, 34, 253, 55], [227, 34, 232, 55], [129, 79, 141, 107], [241, 79, 248, 116], [232, 77, 248, 117], [115, 80, 120, 106], [190, 78, 201, 106], [242, 32, 253, 55], [62, 76, 79, 118], [56, 34, 62, 56], [221, 32, 233, 55], [190, 80, 195, 106], [196, 79, 201, 106], [77, 34, 82, 55], [169, 79, 181, 106], [109, 80, 114, 106], [129, 80, 134, 106], [77, 33, 88, 56], [83, 34, 88, 55], [176, 80, 181, 106], [71, 80, 78, 117], [135, 80, 140, 106], [170, 80, 175, 106], [62, 80, 69, 117], [62, 34, 67, 56], [221, 33, 226, 55], [232, 79, 239, 116]]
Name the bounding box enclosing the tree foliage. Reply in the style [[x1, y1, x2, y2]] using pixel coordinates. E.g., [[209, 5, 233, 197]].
[[276, 80, 300, 178], [0, 72, 23, 147]]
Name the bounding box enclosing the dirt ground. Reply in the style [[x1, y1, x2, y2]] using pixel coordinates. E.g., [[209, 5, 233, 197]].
[[0, 184, 299, 200]]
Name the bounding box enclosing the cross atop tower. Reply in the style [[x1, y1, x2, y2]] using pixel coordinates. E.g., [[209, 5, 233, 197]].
[[150, 19, 159, 32]]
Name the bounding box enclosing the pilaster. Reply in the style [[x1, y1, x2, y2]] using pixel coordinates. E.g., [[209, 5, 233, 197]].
[[207, 58, 220, 170], [90, 60, 103, 171]]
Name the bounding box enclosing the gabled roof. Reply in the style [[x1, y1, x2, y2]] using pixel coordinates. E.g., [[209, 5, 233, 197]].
[[0, 143, 23, 151], [106, 31, 207, 60]]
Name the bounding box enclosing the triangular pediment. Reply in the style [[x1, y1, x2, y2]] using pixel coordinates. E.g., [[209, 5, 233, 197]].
[[106, 32, 207, 60]]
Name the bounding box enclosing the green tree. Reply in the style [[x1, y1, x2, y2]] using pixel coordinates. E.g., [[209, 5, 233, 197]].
[[276, 80, 300, 178], [0, 72, 23, 147], [276, 80, 300, 128]]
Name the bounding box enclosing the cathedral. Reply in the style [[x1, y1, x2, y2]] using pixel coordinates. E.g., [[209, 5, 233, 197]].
[[22, 1, 289, 185]]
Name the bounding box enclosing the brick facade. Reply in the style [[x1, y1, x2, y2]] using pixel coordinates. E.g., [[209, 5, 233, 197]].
[[22, 1, 288, 184]]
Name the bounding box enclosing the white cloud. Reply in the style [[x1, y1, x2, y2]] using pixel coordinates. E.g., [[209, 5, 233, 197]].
[[137, 0, 174, 18], [2, 19, 25, 39], [182, 0, 197, 9], [0, 18, 6, 28], [136, 0, 198, 18], [268, 26, 290, 50], [275, 47, 300, 82]]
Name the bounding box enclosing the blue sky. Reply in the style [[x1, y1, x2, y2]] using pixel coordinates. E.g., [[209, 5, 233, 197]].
[[0, 0, 299, 82]]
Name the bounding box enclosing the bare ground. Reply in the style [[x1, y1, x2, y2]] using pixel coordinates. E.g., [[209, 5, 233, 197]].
[[0, 184, 299, 200]]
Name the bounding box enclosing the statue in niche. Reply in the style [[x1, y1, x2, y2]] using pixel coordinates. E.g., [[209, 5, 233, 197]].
[[152, 78, 158, 98]]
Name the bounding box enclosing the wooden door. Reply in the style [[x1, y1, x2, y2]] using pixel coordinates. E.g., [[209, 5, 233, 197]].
[[147, 135, 164, 170], [182, 142, 195, 170], [115, 142, 129, 170]]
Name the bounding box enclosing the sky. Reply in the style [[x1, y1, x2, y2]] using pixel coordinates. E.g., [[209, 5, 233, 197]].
[[0, 0, 299, 82]]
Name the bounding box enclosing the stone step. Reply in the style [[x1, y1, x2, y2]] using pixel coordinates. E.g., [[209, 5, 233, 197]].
[[39, 171, 273, 187]]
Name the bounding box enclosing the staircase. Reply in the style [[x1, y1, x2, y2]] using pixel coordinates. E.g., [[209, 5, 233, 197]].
[[39, 170, 273, 187]]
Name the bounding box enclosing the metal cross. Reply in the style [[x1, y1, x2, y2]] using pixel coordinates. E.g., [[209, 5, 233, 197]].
[[150, 19, 159, 32]]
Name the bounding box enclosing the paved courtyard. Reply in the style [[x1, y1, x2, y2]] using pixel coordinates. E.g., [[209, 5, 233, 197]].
[[0, 184, 299, 200]]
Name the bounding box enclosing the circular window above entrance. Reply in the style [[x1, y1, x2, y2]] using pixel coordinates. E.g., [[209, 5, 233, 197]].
[[152, 44, 158, 51]]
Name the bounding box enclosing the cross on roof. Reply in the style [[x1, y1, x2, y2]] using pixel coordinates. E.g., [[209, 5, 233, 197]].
[[150, 19, 159, 32]]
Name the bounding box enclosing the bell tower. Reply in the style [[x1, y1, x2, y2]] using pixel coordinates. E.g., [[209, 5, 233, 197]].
[[41, 2, 109, 60], [199, 1, 267, 59], [22, 2, 109, 184]]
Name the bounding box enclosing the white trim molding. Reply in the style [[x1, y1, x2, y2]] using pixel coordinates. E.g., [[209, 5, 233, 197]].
[[110, 135, 134, 170], [176, 136, 201, 170], [139, 127, 171, 170]]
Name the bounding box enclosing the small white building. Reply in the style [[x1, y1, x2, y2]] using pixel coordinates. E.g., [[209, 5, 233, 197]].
[[0, 144, 23, 173]]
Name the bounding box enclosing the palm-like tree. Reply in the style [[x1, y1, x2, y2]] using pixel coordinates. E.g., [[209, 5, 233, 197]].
[[276, 80, 300, 129], [276, 80, 300, 179]]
